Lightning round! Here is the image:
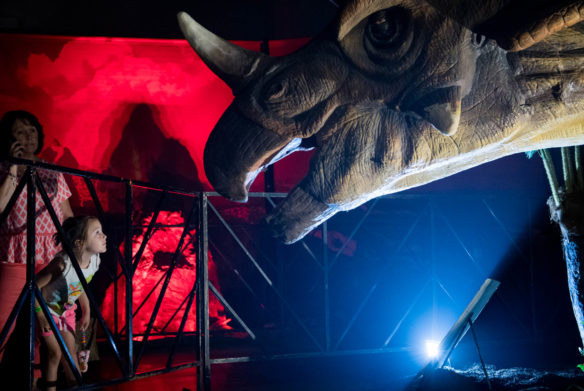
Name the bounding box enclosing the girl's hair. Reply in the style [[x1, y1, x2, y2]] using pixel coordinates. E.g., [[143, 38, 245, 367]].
[[54, 215, 98, 247], [0, 110, 45, 158]]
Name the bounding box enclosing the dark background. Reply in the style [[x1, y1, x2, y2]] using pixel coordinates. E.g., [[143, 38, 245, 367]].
[[0, 0, 338, 40]]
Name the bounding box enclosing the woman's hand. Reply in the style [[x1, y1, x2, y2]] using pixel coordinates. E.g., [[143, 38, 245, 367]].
[[9, 140, 24, 158]]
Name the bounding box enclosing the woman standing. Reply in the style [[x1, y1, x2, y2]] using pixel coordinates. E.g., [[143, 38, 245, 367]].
[[0, 110, 73, 263], [0, 110, 73, 347]]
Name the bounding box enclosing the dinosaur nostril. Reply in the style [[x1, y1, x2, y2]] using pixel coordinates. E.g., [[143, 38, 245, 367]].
[[471, 32, 486, 48], [265, 81, 287, 101]]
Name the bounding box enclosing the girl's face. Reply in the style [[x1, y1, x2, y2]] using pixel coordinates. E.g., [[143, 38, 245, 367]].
[[11, 119, 39, 157], [82, 219, 107, 255]]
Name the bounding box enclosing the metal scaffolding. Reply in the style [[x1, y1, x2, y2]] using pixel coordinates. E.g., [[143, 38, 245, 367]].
[[0, 158, 557, 390]]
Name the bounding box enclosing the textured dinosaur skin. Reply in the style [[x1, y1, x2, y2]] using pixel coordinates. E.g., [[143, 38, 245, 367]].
[[179, 0, 584, 243]]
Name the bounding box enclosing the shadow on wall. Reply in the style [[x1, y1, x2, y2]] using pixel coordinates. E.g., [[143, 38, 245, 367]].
[[105, 103, 203, 192], [39, 103, 205, 214], [40, 138, 86, 208]]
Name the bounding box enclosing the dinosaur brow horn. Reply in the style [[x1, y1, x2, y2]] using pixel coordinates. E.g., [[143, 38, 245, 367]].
[[177, 11, 269, 91]]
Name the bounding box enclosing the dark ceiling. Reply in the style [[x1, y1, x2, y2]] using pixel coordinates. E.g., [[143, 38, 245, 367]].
[[0, 1, 339, 41]]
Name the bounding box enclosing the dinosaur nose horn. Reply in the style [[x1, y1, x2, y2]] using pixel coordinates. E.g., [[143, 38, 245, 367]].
[[178, 11, 269, 92], [417, 86, 462, 136]]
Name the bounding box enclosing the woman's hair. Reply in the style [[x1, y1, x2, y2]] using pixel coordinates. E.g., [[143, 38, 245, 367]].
[[0, 110, 45, 157], [54, 215, 98, 248]]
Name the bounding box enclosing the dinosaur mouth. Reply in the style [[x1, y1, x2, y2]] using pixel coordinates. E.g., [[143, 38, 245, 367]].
[[203, 106, 301, 202]]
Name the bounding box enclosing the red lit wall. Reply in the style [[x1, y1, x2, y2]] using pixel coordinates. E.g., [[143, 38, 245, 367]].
[[0, 33, 314, 335], [0, 33, 311, 193]]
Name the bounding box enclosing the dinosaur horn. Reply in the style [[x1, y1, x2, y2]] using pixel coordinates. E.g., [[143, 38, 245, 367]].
[[177, 11, 269, 91]]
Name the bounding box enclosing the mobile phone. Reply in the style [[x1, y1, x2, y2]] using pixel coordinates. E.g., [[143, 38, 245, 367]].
[[9, 137, 23, 158]]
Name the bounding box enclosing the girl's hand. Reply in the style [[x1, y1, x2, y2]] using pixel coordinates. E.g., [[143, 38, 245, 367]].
[[9, 140, 24, 158], [81, 312, 91, 331]]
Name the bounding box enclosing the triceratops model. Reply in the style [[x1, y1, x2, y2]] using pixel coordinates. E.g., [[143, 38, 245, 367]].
[[178, 0, 584, 243]]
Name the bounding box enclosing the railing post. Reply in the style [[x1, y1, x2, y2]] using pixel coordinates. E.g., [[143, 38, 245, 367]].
[[26, 168, 36, 391], [125, 181, 134, 377], [323, 221, 330, 352], [197, 192, 210, 391]]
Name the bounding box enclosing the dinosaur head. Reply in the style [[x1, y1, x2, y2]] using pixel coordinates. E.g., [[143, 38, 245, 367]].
[[179, 0, 584, 242]]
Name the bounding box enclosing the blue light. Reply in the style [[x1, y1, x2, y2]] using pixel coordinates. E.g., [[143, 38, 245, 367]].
[[425, 339, 440, 358]]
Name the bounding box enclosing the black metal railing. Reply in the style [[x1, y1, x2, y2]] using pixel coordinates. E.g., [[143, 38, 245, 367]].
[[0, 158, 553, 391]]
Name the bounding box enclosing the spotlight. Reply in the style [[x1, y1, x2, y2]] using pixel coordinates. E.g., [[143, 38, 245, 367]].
[[425, 340, 440, 359]]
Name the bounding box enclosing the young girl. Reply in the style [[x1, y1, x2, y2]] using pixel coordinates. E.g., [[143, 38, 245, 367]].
[[35, 215, 106, 391]]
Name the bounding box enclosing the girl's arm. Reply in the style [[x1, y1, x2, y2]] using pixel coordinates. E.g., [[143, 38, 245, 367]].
[[35, 256, 65, 333], [36, 256, 65, 290], [78, 291, 90, 331]]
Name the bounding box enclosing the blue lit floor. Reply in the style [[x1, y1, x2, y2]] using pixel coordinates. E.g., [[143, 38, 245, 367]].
[[100, 352, 415, 391], [87, 337, 584, 391], [99, 356, 584, 391]]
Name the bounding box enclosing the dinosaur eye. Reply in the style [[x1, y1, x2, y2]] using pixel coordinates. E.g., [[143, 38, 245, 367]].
[[363, 6, 419, 68], [366, 7, 412, 49]]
